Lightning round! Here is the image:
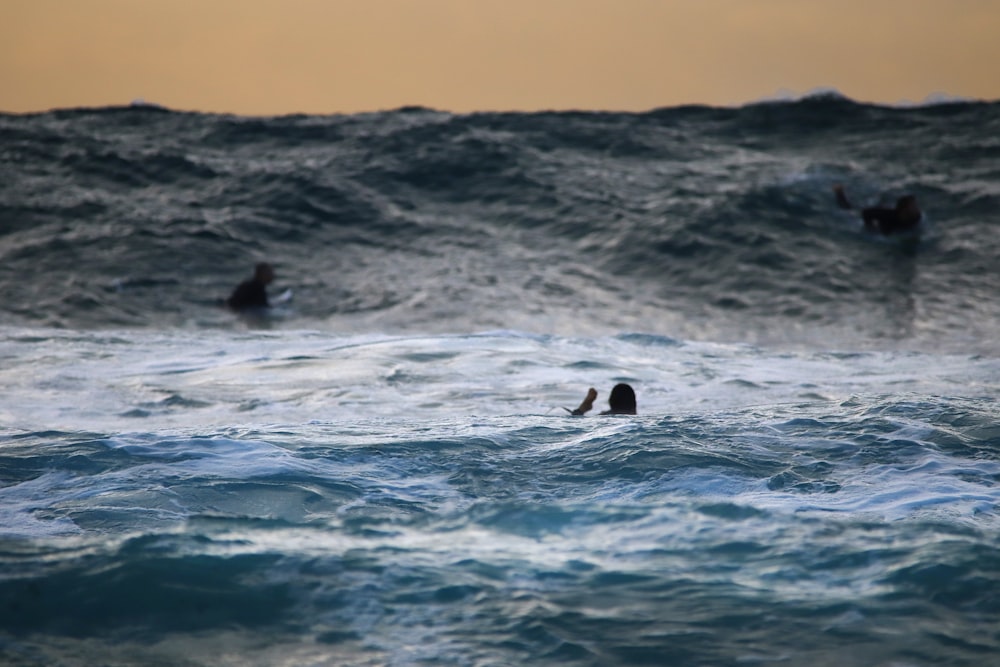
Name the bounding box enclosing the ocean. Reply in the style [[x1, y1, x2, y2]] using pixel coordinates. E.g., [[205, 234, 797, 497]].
[[1, 94, 999, 666]]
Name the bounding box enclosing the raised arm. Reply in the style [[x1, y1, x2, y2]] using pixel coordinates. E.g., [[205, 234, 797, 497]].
[[833, 184, 853, 210], [566, 387, 598, 415]]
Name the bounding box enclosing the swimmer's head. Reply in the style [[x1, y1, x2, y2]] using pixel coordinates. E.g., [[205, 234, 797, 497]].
[[606, 383, 637, 415], [254, 262, 275, 284], [896, 195, 921, 221]]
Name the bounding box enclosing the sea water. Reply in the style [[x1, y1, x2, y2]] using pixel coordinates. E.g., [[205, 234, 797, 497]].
[[1, 94, 999, 666]]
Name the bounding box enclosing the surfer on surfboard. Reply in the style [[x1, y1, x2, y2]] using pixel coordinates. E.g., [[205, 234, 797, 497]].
[[226, 262, 275, 311], [833, 184, 922, 235]]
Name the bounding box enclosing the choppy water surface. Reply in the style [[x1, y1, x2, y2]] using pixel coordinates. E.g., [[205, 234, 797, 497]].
[[1, 94, 999, 665]]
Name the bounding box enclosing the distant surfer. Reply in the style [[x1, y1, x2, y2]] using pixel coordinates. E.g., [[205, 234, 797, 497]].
[[565, 383, 637, 416], [833, 184, 922, 235], [226, 262, 275, 311]]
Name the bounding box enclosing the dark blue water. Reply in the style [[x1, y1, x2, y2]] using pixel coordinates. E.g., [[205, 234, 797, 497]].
[[1, 94, 999, 666]]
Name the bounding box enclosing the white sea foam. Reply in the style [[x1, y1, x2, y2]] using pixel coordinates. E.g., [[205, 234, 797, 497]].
[[2, 327, 997, 434]]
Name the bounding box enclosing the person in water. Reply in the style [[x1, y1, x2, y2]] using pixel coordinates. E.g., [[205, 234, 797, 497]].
[[833, 184, 922, 235], [567, 383, 637, 415], [226, 262, 275, 310]]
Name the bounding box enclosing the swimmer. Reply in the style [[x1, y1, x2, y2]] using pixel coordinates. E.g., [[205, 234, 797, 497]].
[[602, 383, 637, 415], [565, 383, 637, 416], [226, 262, 274, 311], [834, 184, 922, 235]]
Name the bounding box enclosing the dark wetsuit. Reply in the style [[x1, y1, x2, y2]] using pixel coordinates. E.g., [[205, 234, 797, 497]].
[[860, 207, 920, 235], [835, 187, 921, 235], [226, 279, 269, 310]]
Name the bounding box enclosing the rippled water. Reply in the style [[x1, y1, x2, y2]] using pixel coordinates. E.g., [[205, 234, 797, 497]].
[[2, 329, 998, 665], [1, 94, 999, 665]]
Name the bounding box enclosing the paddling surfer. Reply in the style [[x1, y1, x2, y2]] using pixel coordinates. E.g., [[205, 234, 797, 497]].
[[226, 262, 275, 311], [833, 184, 922, 235]]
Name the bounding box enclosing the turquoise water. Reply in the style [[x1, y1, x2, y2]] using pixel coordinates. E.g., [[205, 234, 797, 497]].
[[2, 329, 998, 665]]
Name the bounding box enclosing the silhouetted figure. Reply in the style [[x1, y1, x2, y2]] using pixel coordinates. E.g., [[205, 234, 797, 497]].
[[602, 383, 637, 415], [566, 383, 637, 416], [226, 262, 274, 311], [834, 184, 922, 235]]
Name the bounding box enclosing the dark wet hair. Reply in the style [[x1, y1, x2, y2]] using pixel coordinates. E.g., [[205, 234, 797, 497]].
[[606, 383, 637, 415], [254, 262, 275, 281]]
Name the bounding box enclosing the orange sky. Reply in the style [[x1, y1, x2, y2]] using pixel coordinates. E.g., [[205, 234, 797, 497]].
[[2, 0, 998, 115]]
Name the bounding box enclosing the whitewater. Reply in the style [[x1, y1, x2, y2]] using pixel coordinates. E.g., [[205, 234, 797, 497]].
[[1, 93, 999, 666]]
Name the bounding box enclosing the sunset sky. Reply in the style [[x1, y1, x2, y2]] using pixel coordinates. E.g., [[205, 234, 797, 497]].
[[2, 0, 999, 115]]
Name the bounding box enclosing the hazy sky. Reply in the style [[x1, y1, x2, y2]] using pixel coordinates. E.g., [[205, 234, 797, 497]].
[[3, 0, 998, 115]]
